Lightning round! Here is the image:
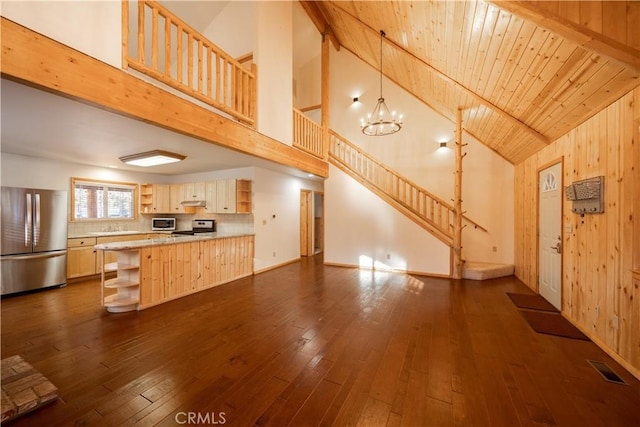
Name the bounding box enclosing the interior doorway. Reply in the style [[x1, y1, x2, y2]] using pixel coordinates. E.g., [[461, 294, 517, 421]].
[[300, 189, 313, 256], [538, 162, 563, 310], [313, 192, 324, 254]]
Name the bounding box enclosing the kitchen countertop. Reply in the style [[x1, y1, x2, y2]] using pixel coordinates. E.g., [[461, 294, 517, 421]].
[[68, 231, 173, 239], [94, 232, 255, 250]]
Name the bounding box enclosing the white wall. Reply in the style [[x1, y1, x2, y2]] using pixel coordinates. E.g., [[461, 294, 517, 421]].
[[200, 1, 255, 58], [294, 55, 321, 111], [252, 167, 322, 272], [325, 165, 450, 275], [0, 0, 122, 68], [255, 1, 293, 145], [328, 48, 515, 265], [0, 152, 158, 191]]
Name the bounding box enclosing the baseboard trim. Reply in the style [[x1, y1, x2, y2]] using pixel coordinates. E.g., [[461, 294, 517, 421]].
[[323, 261, 451, 279], [254, 258, 301, 275]]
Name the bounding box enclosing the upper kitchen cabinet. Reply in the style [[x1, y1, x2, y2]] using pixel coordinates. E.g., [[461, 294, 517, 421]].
[[183, 182, 206, 203], [169, 184, 185, 214], [140, 184, 170, 214], [216, 179, 237, 214], [142, 180, 251, 214], [204, 179, 252, 214]]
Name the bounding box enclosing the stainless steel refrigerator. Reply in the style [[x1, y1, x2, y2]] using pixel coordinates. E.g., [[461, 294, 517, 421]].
[[1, 187, 68, 295]]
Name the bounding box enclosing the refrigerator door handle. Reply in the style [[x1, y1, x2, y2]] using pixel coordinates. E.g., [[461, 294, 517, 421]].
[[1, 249, 67, 261], [34, 193, 41, 246], [25, 193, 32, 247]]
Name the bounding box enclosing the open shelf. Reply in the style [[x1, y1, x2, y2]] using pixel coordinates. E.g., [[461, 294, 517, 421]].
[[104, 262, 118, 272], [100, 249, 140, 313], [104, 278, 139, 289], [236, 179, 252, 214], [104, 293, 139, 306]]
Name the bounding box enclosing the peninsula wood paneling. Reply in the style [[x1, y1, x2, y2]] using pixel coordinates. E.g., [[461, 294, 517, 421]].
[[514, 86, 640, 378], [139, 236, 254, 308]]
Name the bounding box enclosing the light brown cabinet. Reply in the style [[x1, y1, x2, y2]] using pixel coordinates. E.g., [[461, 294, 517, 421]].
[[205, 181, 217, 213], [183, 182, 206, 202], [67, 234, 154, 279], [140, 184, 170, 214], [216, 179, 237, 213], [142, 180, 251, 214], [169, 184, 185, 213], [67, 237, 97, 278]]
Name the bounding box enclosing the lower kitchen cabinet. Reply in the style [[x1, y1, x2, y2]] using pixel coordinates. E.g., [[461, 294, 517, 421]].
[[67, 233, 155, 279], [67, 237, 97, 278]]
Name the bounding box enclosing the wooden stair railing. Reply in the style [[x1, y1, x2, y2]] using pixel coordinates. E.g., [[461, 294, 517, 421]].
[[123, 0, 256, 126], [293, 108, 323, 159], [328, 131, 486, 246]]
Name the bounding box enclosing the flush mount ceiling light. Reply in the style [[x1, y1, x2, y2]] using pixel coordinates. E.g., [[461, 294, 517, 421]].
[[360, 30, 403, 136], [119, 150, 186, 167]]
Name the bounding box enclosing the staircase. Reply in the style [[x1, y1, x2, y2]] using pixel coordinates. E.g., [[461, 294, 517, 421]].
[[327, 131, 513, 280]]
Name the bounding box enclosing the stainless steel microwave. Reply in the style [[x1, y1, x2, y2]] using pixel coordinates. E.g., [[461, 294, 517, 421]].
[[151, 217, 176, 231]]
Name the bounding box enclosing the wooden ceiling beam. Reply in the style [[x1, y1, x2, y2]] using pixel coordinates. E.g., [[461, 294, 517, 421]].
[[327, 2, 550, 146], [299, 0, 341, 50], [489, 0, 640, 74]]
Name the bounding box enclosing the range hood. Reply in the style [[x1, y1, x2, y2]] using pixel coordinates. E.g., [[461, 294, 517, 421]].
[[180, 200, 206, 207]]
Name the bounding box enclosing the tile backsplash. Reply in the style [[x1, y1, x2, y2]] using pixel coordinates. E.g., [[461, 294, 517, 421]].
[[68, 213, 254, 236]]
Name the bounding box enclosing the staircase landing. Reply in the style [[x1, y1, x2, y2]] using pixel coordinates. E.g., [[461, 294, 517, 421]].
[[463, 261, 514, 280]]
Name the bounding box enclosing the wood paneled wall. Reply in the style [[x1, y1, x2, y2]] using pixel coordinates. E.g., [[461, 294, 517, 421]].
[[515, 86, 640, 378]]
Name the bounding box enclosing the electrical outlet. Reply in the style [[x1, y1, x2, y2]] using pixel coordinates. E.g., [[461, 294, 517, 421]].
[[387, 254, 391, 260], [612, 315, 619, 329], [273, 251, 276, 258]]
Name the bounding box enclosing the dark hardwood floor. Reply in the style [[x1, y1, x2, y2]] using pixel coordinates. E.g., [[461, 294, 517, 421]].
[[2, 254, 639, 426]]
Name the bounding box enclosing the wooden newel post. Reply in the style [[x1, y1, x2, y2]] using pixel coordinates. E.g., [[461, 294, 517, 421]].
[[321, 31, 331, 160], [453, 108, 464, 279]]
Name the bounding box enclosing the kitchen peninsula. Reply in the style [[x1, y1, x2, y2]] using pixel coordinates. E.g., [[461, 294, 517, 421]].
[[95, 232, 254, 312]]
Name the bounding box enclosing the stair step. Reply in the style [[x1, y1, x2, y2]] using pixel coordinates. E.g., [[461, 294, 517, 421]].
[[463, 262, 514, 280]]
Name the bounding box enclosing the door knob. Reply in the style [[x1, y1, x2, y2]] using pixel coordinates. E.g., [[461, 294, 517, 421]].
[[550, 242, 562, 254]]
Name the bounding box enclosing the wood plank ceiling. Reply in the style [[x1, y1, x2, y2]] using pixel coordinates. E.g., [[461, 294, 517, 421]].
[[303, 0, 640, 164]]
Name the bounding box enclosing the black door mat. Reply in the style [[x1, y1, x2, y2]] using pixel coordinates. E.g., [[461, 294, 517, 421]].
[[507, 292, 558, 312], [518, 310, 590, 341]]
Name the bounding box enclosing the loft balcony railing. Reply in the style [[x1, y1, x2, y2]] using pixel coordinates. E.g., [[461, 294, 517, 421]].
[[122, 0, 256, 126], [292, 108, 323, 159]]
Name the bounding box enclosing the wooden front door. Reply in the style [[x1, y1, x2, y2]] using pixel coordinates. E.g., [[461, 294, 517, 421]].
[[538, 162, 562, 310]]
